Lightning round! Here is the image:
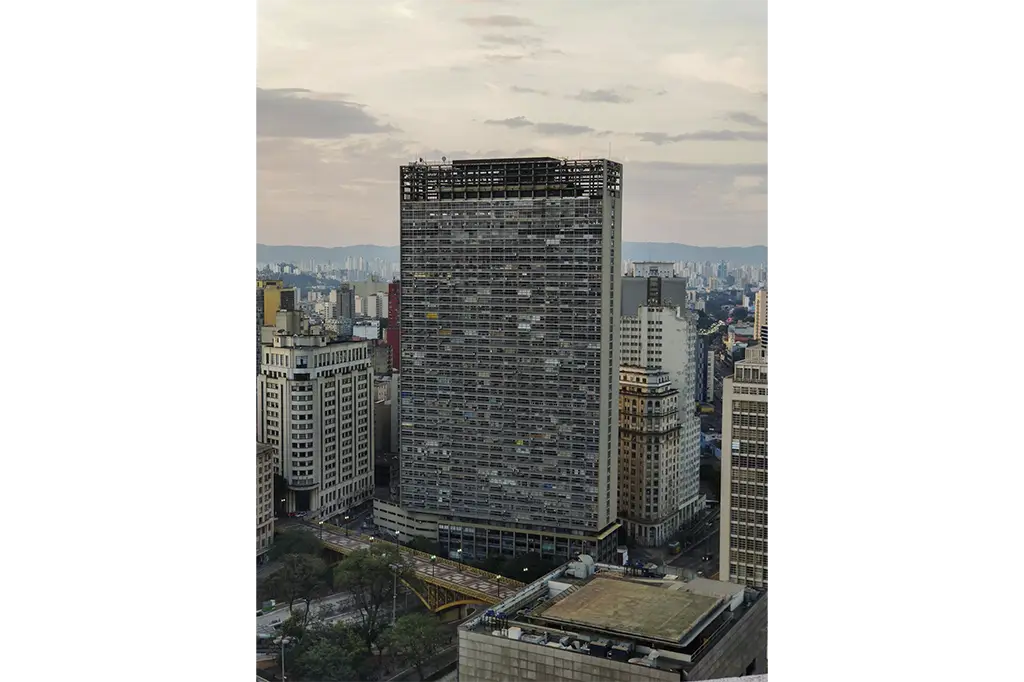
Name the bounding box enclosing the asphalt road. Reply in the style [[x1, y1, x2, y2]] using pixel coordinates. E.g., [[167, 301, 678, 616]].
[[258, 592, 358, 629], [626, 508, 721, 578]]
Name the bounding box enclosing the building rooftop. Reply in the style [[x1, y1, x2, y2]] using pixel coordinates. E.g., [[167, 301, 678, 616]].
[[461, 559, 766, 677], [539, 576, 721, 643]]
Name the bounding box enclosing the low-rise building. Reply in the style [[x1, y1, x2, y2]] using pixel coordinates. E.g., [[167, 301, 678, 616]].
[[459, 560, 767, 681], [373, 498, 441, 542], [353, 319, 381, 340]]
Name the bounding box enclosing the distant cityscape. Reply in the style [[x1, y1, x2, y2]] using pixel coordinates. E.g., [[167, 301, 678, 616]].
[[256, 157, 767, 682]]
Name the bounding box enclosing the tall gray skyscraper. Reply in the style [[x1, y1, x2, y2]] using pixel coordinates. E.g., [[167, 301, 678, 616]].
[[398, 157, 623, 561], [338, 284, 356, 321]]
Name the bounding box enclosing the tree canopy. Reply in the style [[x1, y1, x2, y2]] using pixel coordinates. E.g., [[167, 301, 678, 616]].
[[288, 622, 375, 682], [406, 536, 444, 556], [385, 613, 447, 681], [269, 529, 323, 560], [267, 553, 330, 616], [333, 545, 410, 654]]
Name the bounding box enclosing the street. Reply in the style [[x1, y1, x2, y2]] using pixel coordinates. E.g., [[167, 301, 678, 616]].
[[627, 508, 721, 579], [258, 592, 357, 629]]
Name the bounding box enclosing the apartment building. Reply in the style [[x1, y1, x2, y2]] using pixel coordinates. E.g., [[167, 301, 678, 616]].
[[398, 157, 623, 562], [257, 442, 276, 563], [719, 345, 768, 588], [257, 330, 375, 520]]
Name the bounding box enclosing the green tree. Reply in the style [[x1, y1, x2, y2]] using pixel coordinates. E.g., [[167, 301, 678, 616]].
[[269, 529, 323, 560], [406, 536, 444, 556], [333, 545, 409, 654], [271, 554, 328, 616], [289, 622, 374, 681], [385, 613, 447, 681]]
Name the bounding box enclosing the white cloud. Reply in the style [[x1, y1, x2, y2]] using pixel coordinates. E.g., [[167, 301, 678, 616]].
[[257, 0, 767, 247]]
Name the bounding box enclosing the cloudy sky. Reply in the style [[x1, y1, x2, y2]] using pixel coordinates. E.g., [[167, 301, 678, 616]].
[[258, 0, 767, 248]]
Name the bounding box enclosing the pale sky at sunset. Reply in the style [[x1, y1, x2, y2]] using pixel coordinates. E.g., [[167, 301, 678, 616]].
[[257, 0, 767, 248]]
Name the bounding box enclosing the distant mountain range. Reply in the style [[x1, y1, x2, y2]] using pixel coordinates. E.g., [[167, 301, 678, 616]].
[[258, 243, 767, 267]]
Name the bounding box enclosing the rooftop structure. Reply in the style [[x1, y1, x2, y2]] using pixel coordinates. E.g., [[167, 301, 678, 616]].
[[459, 559, 767, 681], [540, 577, 723, 643]]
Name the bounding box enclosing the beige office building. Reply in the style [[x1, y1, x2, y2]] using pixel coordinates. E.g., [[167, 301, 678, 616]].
[[618, 367, 693, 546], [620, 298, 703, 528], [257, 330, 375, 521], [257, 442, 276, 562], [719, 346, 768, 588]]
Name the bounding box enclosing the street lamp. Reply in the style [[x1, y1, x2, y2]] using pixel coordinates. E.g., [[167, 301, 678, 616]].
[[389, 530, 401, 625], [318, 520, 324, 540], [456, 548, 463, 571], [274, 636, 293, 681], [430, 555, 437, 578], [343, 515, 350, 537]]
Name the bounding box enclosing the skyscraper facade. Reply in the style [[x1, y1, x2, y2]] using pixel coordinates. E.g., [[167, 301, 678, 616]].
[[256, 442, 276, 563], [719, 345, 768, 588], [398, 157, 623, 561], [387, 280, 401, 371], [257, 330, 375, 520], [618, 367, 685, 546], [619, 286, 704, 530], [256, 287, 264, 375], [258, 279, 285, 326], [753, 288, 768, 348], [339, 284, 356, 321]]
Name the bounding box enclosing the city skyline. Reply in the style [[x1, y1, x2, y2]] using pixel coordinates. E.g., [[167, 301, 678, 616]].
[[258, 0, 767, 249]]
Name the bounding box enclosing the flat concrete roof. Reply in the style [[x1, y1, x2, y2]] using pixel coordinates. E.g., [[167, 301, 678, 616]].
[[539, 576, 721, 643]]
